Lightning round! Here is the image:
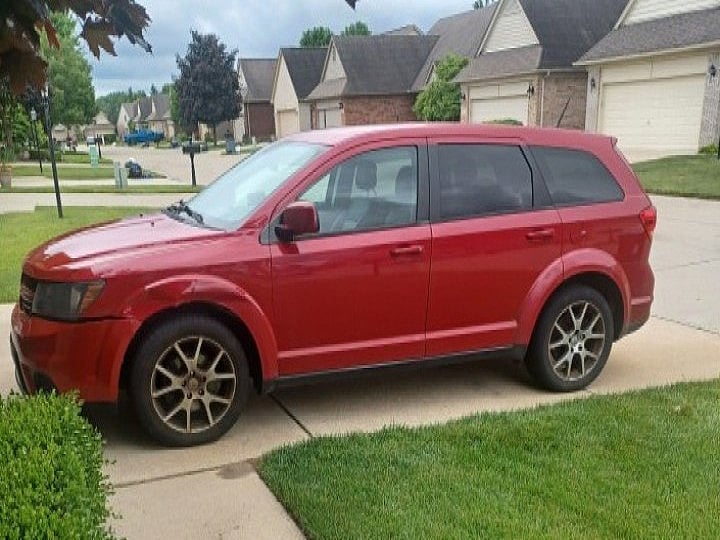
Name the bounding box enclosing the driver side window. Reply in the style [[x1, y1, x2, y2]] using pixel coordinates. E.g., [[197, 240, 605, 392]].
[[299, 147, 418, 235]]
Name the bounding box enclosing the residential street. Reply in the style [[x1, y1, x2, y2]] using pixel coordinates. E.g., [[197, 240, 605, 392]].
[[1, 194, 718, 539]]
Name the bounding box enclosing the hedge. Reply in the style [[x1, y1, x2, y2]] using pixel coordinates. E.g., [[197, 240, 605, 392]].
[[0, 393, 113, 539]]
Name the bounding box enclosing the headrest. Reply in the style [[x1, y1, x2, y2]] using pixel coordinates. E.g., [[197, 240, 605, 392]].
[[395, 166, 415, 198], [355, 160, 377, 191]]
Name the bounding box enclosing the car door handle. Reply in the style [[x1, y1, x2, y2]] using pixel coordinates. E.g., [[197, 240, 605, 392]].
[[526, 228, 555, 242], [390, 245, 424, 257]]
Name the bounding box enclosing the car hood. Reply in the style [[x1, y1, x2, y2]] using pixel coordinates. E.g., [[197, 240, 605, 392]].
[[25, 212, 225, 278]]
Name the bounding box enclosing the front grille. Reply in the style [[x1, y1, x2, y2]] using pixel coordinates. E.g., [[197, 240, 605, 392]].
[[19, 274, 37, 314]]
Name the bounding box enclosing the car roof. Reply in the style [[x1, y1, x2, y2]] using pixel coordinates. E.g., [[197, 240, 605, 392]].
[[286, 123, 613, 150]]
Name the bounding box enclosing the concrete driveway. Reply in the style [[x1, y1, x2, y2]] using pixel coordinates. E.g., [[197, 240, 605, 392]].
[[101, 144, 246, 186], [1, 194, 718, 538]]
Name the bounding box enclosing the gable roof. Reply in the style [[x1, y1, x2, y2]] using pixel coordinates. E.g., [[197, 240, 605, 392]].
[[239, 58, 277, 102], [578, 6, 720, 63], [412, 5, 497, 91], [119, 102, 137, 120], [146, 94, 170, 121], [280, 47, 328, 100], [455, 0, 628, 81], [137, 96, 153, 121], [308, 34, 438, 100]]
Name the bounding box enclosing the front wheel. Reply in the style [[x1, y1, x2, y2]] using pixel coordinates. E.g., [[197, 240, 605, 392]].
[[526, 285, 614, 392], [129, 315, 250, 446]]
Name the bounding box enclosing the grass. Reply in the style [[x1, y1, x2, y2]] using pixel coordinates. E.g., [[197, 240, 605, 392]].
[[633, 154, 720, 199], [58, 153, 113, 165], [260, 380, 720, 539], [0, 206, 152, 303], [1, 184, 201, 194], [12, 164, 115, 180]]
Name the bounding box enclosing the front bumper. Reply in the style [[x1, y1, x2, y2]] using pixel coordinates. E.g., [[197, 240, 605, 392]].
[[9, 304, 139, 403]]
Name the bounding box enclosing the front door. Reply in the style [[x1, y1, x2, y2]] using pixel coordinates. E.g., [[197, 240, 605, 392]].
[[426, 139, 562, 356], [271, 141, 431, 376]]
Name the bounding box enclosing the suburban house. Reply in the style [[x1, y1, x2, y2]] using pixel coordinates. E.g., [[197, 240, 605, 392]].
[[271, 47, 327, 138], [454, 0, 628, 129], [577, 0, 720, 160], [411, 7, 496, 94], [116, 94, 175, 138], [384, 24, 423, 36], [84, 111, 116, 142], [306, 35, 438, 128], [238, 58, 277, 141]]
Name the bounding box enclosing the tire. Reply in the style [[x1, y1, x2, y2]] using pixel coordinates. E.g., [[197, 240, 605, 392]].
[[526, 285, 614, 392], [129, 314, 251, 446]]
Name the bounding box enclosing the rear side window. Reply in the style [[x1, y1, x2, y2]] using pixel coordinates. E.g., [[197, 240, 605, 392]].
[[532, 147, 624, 206], [437, 144, 532, 220]]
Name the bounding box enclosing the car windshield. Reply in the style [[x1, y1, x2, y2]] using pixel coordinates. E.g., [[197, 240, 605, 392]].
[[185, 141, 327, 230]]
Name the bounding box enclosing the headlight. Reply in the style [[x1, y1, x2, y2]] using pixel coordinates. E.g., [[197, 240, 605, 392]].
[[32, 281, 105, 321]]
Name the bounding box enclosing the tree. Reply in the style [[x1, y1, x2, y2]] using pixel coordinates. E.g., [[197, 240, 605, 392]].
[[300, 26, 333, 47], [150, 84, 158, 95], [0, 0, 151, 95], [413, 54, 469, 122], [474, 0, 498, 8], [96, 88, 146, 124], [41, 12, 96, 126], [341, 21, 371, 36], [175, 31, 240, 139]]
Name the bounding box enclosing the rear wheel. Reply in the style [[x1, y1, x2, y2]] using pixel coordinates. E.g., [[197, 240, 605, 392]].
[[526, 285, 614, 392], [129, 314, 250, 446]]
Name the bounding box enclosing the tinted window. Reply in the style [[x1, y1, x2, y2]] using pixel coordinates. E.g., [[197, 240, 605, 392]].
[[437, 144, 532, 220], [532, 147, 624, 206], [299, 147, 418, 234]]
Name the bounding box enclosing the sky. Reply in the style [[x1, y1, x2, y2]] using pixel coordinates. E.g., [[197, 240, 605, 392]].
[[91, 0, 475, 96]]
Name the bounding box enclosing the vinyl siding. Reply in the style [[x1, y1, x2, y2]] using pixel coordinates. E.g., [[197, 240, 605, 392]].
[[624, 0, 720, 25], [484, 0, 539, 53], [324, 44, 346, 80]]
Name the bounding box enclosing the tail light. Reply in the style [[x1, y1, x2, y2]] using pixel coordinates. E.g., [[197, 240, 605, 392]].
[[639, 206, 657, 238]]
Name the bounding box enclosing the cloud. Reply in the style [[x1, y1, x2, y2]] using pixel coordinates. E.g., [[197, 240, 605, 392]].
[[92, 0, 474, 95]]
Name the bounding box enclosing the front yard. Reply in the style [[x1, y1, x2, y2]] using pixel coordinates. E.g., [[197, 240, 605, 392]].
[[633, 154, 720, 199], [260, 380, 720, 539], [0, 207, 149, 303]]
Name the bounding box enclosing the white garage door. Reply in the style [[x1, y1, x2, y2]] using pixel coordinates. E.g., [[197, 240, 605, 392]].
[[318, 107, 342, 129], [599, 75, 704, 158], [469, 81, 529, 125], [277, 109, 300, 138]]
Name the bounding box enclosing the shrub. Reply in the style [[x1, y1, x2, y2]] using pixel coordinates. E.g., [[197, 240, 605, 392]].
[[28, 148, 63, 162], [484, 118, 523, 126], [0, 393, 113, 539], [699, 144, 718, 155]]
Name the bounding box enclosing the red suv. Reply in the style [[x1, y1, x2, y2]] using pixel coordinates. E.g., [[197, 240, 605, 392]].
[[10, 124, 656, 446]]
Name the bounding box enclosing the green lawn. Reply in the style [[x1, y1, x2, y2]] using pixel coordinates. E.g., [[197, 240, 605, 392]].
[[2, 184, 201, 194], [12, 164, 115, 180], [633, 154, 720, 199], [58, 153, 113, 165], [0, 207, 152, 303], [260, 380, 720, 539]]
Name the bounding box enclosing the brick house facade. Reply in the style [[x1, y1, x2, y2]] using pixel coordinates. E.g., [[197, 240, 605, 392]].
[[312, 95, 417, 127]]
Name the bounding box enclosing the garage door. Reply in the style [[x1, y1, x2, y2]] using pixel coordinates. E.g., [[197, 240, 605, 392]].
[[277, 109, 299, 138], [318, 107, 342, 129], [469, 81, 529, 125], [599, 75, 704, 157]]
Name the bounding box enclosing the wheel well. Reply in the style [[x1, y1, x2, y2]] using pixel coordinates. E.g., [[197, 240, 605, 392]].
[[120, 302, 264, 394], [551, 273, 624, 340]]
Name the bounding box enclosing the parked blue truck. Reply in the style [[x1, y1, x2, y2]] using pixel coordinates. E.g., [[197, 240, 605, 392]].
[[124, 129, 164, 145]]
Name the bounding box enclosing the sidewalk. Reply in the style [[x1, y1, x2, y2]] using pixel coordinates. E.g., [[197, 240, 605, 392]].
[[0, 192, 192, 214]]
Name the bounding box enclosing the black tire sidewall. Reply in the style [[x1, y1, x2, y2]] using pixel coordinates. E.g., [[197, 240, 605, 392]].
[[527, 285, 614, 392], [129, 314, 250, 446]]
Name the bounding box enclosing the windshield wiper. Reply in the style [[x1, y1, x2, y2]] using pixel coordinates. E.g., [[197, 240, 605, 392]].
[[166, 200, 204, 225]]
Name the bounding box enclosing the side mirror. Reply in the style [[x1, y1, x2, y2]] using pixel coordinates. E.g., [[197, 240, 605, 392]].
[[276, 201, 319, 242]]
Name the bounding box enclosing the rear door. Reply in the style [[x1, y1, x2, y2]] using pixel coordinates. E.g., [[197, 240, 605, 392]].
[[426, 137, 562, 356]]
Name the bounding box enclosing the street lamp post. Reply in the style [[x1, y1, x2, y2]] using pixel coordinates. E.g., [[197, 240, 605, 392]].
[[42, 89, 63, 218], [29, 108, 42, 173]]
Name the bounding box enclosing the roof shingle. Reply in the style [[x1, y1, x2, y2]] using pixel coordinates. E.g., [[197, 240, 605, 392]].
[[412, 5, 497, 91], [280, 47, 327, 100], [239, 58, 277, 103], [308, 35, 438, 100], [578, 7, 720, 63]]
